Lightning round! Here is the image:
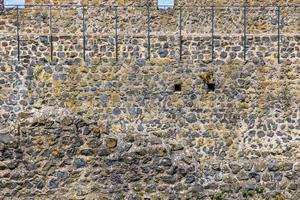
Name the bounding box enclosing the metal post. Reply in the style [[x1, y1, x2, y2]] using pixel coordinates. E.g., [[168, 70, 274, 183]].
[[211, 6, 214, 61], [179, 6, 182, 61], [17, 6, 20, 62], [243, 5, 247, 61], [147, 2, 151, 61], [244, 5, 247, 61], [115, 6, 118, 62], [49, 5, 53, 62], [82, 4, 86, 62], [277, 6, 280, 64]]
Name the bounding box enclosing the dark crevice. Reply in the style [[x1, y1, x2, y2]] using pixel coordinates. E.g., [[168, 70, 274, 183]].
[[174, 84, 182, 92]]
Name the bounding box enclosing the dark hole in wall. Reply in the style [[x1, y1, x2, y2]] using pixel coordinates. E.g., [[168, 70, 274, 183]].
[[174, 84, 182, 92], [207, 83, 215, 92]]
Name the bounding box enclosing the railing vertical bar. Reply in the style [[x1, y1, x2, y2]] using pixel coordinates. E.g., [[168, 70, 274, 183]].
[[211, 6, 214, 61], [115, 6, 118, 62], [147, 2, 151, 60], [277, 6, 281, 64], [243, 5, 247, 61], [179, 6, 182, 61], [82, 4, 86, 62], [49, 5, 53, 62], [17, 5, 20, 62]]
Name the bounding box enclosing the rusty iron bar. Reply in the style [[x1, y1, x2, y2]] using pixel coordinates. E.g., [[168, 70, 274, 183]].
[[277, 6, 281, 64], [179, 6, 183, 61], [17, 5, 20, 62], [3, 4, 298, 64], [49, 5, 53, 62], [211, 6, 215, 61], [82, 4, 86, 62], [243, 5, 247, 61], [147, 1, 151, 60], [115, 6, 118, 62]]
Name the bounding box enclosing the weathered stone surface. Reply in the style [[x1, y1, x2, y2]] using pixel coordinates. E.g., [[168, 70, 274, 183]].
[[105, 138, 118, 149], [0, 162, 7, 170], [294, 163, 300, 172], [74, 158, 87, 169], [268, 162, 280, 172], [186, 113, 197, 123], [0, 1, 299, 199], [0, 130, 13, 144]]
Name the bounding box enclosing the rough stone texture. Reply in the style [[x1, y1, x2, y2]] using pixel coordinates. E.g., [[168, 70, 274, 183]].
[[0, 0, 299, 199]]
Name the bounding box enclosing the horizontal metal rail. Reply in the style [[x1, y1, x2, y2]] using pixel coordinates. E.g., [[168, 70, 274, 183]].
[[1, 33, 298, 37], [2, 4, 300, 8], [1, 3, 298, 65]]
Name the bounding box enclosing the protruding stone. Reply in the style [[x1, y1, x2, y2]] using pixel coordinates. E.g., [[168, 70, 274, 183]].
[[98, 148, 110, 156], [0, 143, 4, 151], [293, 162, 300, 172], [0, 130, 13, 144], [106, 138, 118, 149], [61, 116, 73, 126], [160, 158, 172, 167], [113, 107, 121, 115], [170, 142, 184, 151], [136, 59, 146, 67], [229, 163, 241, 174], [254, 162, 266, 172], [186, 113, 197, 123], [80, 149, 94, 156], [0, 162, 7, 170], [158, 49, 168, 58], [160, 175, 176, 184], [191, 184, 204, 193], [74, 158, 86, 169], [111, 92, 121, 103], [36, 181, 45, 190], [49, 178, 59, 189], [268, 162, 279, 172]]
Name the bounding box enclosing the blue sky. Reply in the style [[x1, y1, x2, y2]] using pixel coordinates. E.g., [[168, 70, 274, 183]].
[[3, 0, 174, 9], [4, 0, 174, 7], [158, 0, 174, 6], [4, 0, 25, 8]]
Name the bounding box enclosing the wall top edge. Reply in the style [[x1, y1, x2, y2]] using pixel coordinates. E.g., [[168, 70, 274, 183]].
[[1, 4, 300, 7]]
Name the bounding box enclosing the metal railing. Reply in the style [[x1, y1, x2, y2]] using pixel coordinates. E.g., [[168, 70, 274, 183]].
[[0, 4, 299, 64]]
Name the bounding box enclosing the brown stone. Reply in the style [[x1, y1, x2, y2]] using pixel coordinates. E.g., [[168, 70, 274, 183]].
[[0, 162, 7, 170], [106, 138, 118, 149], [294, 163, 300, 172]]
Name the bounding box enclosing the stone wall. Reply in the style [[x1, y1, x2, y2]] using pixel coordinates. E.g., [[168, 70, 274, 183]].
[[24, 0, 300, 6], [0, 1, 299, 199], [0, 5, 299, 63]]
